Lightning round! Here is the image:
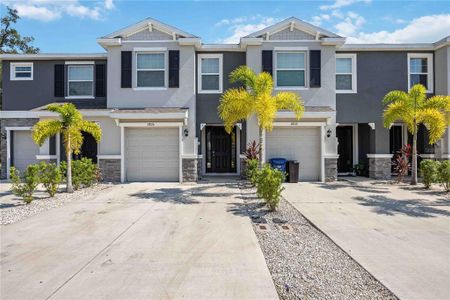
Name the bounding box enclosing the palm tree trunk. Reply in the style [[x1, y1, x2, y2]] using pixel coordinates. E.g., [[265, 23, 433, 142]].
[[411, 130, 418, 185], [258, 126, 263, 168], [66, 138, 74, 193]]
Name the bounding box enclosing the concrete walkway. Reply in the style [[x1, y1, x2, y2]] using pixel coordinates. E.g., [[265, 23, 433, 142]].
[[283, 179, 450, 300], [1, 182, 278, 299]]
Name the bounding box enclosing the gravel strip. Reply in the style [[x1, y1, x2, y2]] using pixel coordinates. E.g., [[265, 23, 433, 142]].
[[239, 183, 397, 300], [1, 184, 113, 225]]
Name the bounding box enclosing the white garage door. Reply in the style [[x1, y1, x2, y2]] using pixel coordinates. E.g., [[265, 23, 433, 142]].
[[13, 131, 39, 174], [266, 127, 321, 181], [125, 128, 179, 182]]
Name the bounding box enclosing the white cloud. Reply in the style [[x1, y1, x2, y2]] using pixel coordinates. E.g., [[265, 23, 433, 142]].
[[1, 0, 114, 22], [347, 14, 450, 43], [216, 15, 279, 44], [320, 0, 371, 10], [334, 11, 365, 36], [310, 14, 330, 26]]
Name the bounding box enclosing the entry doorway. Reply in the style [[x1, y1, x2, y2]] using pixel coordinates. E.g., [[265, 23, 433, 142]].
[[337, 125, 354, 173], [390, 124, 407, 174], [61, 132, 98, 163], [205, 126, 237, 173]]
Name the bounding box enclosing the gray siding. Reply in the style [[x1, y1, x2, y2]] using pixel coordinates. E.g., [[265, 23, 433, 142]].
[[435, 45, 450, 95], [269, 28, 315, 40], [2, 60, 107, 110], [195, 51, 247, 152]]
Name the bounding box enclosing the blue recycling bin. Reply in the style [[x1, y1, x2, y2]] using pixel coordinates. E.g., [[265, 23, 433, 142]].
[[269, 158, 287, 173]]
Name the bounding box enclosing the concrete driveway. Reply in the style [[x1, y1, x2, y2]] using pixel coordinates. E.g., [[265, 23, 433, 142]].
[[1, 181, 277, 300], [283, 178, 450, 300]]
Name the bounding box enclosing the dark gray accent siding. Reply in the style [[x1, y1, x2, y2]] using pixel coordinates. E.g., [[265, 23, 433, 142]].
[[336, 51, 433, 153], [2, 60, 107, 110], [196, 52, 247, 153]]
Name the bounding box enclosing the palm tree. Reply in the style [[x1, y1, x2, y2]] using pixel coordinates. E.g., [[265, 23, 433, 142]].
[[218, 66, 305, 165], [383, 84, 450, 185], [32, 103, 101, 193]]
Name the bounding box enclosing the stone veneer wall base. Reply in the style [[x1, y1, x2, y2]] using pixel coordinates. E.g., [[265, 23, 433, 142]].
[[324, 158, 338, 182], [182, 158, 198, 182], [98, 159, 121, 182], [368, 156, 392, 180]]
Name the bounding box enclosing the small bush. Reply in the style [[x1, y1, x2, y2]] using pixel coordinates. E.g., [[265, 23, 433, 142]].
[[256, 164, 285, 211], [419, 159, 439, 189], [38, 162, 62, 197], [246, 159, 259, 185], [60, 158, 99, 190], [9, 165, 40, 204], [392, 144, 411, 183], [438, 160, 450, 192]]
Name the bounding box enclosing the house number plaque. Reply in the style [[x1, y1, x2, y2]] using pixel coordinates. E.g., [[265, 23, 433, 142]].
[[147, 122, 155, 126]]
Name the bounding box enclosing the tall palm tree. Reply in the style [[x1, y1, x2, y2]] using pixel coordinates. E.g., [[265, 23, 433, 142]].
[[383, 84, 450, 185], [32, 103, 101, 193], [218, 66, 305, 165]]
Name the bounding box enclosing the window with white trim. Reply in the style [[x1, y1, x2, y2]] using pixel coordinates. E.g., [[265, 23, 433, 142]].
[[67, 65, 94, 97], [198, 54, 222, 93], [336, 54, 357, 93], [275, 52, 306, 88], [408, 53, 433, 92], [10, 62, 33, 80], [136, 52, 166, 88]]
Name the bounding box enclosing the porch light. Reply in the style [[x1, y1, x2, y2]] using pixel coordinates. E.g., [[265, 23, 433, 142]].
[[184, 128, 189, 137]]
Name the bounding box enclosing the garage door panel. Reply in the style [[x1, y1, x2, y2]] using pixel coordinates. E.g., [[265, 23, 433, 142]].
[[13, 131, 39, 174], [125, 128, 179, 182], [266, 127, 321, 181]]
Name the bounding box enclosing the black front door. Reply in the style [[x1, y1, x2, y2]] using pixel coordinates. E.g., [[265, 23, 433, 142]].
[[206, 126, 236, 173], [390, 125, 403, 174], [337, 126, 353, 173]]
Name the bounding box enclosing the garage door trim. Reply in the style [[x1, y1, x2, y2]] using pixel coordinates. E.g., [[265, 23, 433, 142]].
[[119, 122, 183, 183], [264, 122, 326, 182]]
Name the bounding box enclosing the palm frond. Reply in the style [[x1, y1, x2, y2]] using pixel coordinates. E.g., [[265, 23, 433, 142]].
[[274, 92, 305, 120], [254, 72, 273, 95], [218, 88, 254, 133], [408, 84, 427, 108], [383, 101, 413, 130], [79, 120, 102, 142], [417, 108, 447, 144], [64, 128, 84, 154], [255, 94, 277, 131], [382, 90, 409, 106], [423, 95, 450, 124], [229, 66, 257, 90], [32, 120, 63, 146]]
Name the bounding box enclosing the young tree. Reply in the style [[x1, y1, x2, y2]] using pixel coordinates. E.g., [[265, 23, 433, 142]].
[[32, 104, 102, 193], [218, 66, 305, 165], [383, 84, 450, 185], [0, 7, 39, 54]]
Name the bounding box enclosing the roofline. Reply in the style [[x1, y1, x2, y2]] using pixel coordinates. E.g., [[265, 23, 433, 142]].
[[0, 53, 107, 61], [340, 36, 450, 51]]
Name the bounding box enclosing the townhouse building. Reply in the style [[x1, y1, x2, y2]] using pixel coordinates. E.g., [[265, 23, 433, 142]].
[[1, 17, 449, 182]]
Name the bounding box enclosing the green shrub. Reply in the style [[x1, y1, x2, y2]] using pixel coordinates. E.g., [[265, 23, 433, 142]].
[[9, 165, 40, 204], [38, 162, 62, 197], [438, 160, 450, 192], [255, 164, 285, 211], [60, 158, 99, 190], [419, 159, 439, 189], [246, 159, 259, 186]]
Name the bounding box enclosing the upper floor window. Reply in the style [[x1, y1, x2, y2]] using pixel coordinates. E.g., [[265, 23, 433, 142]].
[[275, 52, 306, 88], [408, 53, 433, 93], [10, 62, 33, 80], [67, 65, 94, 98], [198, 54, 222, 93], [336, 54, 357, 93], [136, 52, 166, 88]]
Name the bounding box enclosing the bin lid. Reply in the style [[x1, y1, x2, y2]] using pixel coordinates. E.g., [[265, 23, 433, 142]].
[[270, 158, 287, 164]]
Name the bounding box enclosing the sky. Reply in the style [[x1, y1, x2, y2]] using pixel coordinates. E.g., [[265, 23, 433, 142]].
[[1, 0, 449, 53]]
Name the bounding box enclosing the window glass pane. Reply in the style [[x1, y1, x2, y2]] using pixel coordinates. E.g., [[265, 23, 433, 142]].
[[15, 72, 31, 78], [277, 70, 305, 87], [410, 58, 427, 73], [68, 66, 93, 80], [277, 53, 304, 69], [69, 82, 93, 96], [137, 53, 164, 69], [336, 58, 352, 73], [410, 74, 428, 88], [137, 70, 165, 87], [15, 66, 31, 72], [201, 58, 220, 73], [202, 75, 219, 90], [336, 74, 352, 90]]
